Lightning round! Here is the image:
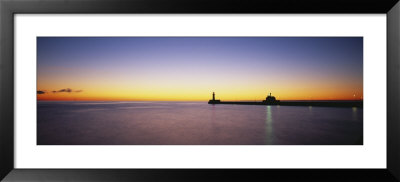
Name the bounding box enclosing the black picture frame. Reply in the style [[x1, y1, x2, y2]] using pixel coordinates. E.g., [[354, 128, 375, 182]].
[[1, 0, 399, 181]]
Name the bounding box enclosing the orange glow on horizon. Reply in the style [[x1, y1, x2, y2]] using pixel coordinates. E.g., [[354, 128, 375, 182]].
[[37, 72, 363, 102], [37, 87, 363, 101]]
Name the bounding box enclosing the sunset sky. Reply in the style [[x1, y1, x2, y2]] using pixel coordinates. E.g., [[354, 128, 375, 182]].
[[37, 37, 363, 101]]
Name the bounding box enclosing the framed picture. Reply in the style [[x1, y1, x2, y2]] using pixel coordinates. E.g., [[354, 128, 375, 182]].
[[1, 0, 399, 181]]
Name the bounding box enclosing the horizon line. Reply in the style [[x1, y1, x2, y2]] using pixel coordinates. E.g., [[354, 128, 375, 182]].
[[37, 99, 363, 102]]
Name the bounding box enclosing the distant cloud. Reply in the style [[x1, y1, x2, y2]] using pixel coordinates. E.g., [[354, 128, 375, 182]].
[[58, 88, 73, 93], [38, 88, 83, 94], [52, 88, 83, 93]]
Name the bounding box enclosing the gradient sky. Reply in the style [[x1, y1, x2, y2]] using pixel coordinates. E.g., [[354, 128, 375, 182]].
[[37, 37, 363, 101]]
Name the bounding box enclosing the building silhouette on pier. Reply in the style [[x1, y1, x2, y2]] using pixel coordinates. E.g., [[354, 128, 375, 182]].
[[262, 92, 280, 105]]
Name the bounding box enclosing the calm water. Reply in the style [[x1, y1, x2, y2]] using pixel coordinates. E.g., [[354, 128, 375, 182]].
[[37, 101, 363, 145]]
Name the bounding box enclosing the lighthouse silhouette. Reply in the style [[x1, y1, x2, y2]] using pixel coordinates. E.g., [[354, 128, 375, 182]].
[[208, 92, 220, 104]]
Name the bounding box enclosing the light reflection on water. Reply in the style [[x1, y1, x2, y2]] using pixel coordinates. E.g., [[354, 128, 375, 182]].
[[352, 107, 358, 121], [265, 106, 273, 144], [37, 101, 363, 145]]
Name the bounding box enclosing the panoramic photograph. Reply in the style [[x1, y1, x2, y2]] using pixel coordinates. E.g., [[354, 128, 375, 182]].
[[37, 37, 363, 145]]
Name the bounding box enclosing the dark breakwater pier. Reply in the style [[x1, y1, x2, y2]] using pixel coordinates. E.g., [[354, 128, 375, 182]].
[[208, 92, 363, 108]]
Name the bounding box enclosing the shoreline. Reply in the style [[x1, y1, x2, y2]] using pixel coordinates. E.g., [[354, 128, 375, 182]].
[[37, 100, 363, 108], [208, 101, 363, 108]]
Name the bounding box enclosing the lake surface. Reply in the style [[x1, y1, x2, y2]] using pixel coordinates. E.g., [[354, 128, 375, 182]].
[[37, 101, 363, 145]]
